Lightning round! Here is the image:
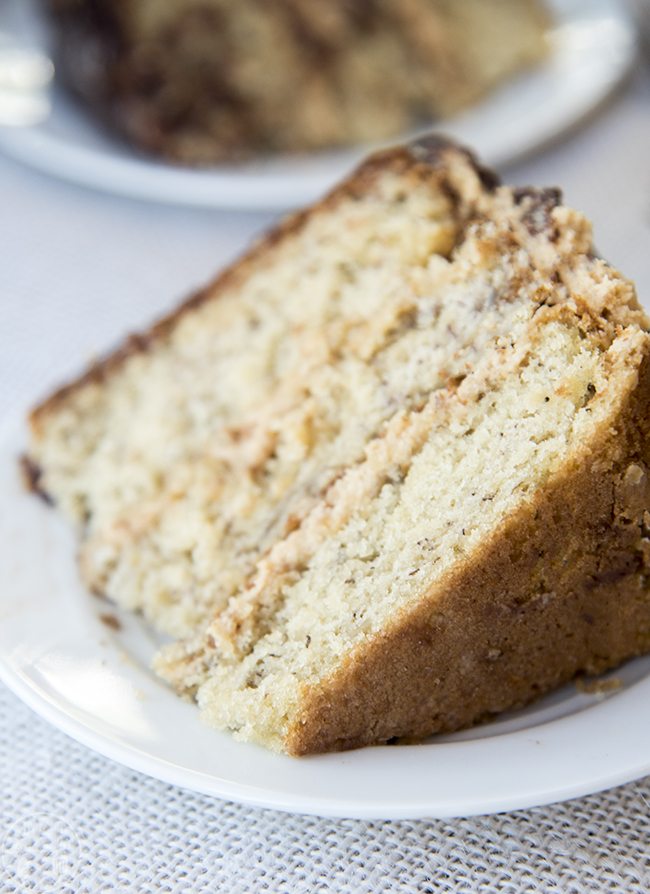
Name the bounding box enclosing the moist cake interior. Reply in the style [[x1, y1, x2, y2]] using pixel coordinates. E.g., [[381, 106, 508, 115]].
[[26, 137, 650, 753]]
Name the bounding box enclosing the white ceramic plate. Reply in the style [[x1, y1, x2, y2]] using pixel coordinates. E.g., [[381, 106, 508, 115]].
[[0, 0, 638, 210], [2, 417, 650, 819]]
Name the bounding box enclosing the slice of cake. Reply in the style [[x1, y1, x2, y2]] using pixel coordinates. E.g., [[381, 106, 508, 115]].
[[25, 137, 650, 754], [44, 0, 548, 163]]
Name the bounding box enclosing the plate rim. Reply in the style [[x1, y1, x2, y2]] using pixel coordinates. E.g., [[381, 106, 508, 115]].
[[3, 650, 650, 821]]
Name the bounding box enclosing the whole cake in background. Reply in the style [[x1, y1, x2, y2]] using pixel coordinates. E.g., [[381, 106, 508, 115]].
[[44, 0, 548, 164], [24, 136, 650, 754]]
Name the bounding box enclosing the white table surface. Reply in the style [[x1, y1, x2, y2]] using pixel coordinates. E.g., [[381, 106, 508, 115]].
[[1, 61, 649, 894]]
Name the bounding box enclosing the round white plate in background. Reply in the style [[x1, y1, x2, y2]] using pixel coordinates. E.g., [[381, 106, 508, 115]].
[[0, 0, 638, 209], [1, 418, 650, 820]]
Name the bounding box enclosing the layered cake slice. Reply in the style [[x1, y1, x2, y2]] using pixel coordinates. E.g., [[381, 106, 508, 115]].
[[25, 137, 650, 753]]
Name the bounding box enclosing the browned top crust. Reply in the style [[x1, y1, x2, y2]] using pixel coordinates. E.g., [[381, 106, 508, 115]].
[[409, 134, 501, 193]]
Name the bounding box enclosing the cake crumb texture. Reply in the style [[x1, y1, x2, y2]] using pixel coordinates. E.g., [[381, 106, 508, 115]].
[[26, 136, 650, 754]]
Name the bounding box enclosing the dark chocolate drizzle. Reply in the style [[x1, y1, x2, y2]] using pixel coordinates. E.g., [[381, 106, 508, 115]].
[[512, 187, 562, 236], [19, 455, 53, 506], [408, 134, 501, 193]]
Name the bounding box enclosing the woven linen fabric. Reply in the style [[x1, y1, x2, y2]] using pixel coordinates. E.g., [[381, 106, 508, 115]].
[[2, 63, 650, 894], [2, 685, 650, 893]]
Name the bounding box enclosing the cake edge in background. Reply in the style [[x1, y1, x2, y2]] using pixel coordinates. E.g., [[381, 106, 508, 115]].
[[43, 0, 549, 165]]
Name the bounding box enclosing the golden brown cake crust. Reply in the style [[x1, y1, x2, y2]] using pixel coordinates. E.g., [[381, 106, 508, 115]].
[[286, 348, 650, 754]]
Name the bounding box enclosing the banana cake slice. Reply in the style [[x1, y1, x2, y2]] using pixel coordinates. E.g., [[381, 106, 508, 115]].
[[25, 137, 650, 754]]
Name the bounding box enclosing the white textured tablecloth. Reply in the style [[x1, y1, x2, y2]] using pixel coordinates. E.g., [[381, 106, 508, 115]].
[[1, 62, 650, 894]]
